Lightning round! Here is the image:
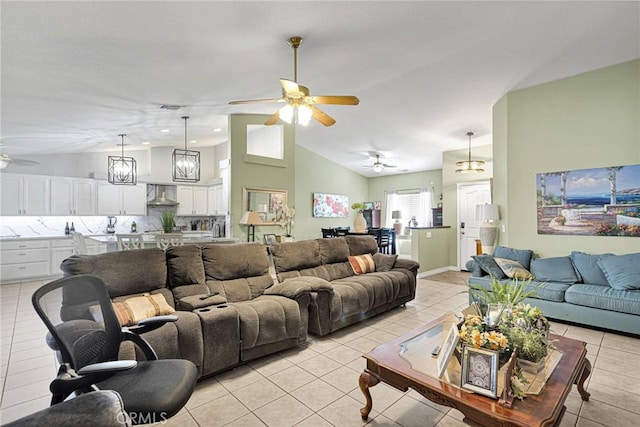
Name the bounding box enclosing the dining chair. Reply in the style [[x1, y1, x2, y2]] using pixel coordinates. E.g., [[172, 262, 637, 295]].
[[321, 228, 337, 238], [116, 233, 144, 251], [70, 231, 88, 255], [155, 233, 184, 250]]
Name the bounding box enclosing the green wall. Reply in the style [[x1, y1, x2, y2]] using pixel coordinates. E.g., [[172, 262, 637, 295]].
[[493, 59, 640, 257]]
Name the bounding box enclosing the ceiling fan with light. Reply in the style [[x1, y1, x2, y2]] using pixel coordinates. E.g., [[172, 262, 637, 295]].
[[0, 141, 40, 169], [364, 153, 397, 173], [229, 36, 359, 127]]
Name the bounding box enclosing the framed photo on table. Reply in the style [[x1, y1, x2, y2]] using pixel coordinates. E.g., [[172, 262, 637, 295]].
[[460, 345, 499, 399], [263, 234, 277, 245], [437, 324, 459, 378]]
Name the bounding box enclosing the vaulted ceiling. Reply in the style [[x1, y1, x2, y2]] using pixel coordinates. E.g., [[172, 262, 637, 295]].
[[2, 1, 638, 176]]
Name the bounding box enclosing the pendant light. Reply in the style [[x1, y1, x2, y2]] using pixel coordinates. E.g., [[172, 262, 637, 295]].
[[172, 116, 200, 182], [455, 131, 485, 174], [108, 134, 137, 185]]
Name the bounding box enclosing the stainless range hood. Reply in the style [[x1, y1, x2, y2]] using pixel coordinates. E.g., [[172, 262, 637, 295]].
[[147, 185, 179, 207]]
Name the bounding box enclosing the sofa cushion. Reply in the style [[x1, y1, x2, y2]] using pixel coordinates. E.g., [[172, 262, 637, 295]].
[[348, 254, 376, 275], [494, 257, 534, 279], [207, 275, 274, 303], [373, 253, 398, 272], [345, 235, 378, 256], [530, 256, 579, 284], [570, 251, 612, 286], [493, 246, 534, 270], [318, 238, 350, 264], [471, 255, 507, 279], [271, 240, 321, 273], [565, 284, 640, 315], [94, 293, 175, 327], [166, 245, 205, 288], [203, 243, 269, 280], [468, 277, 570, 303], [597, 253, 640, 290]]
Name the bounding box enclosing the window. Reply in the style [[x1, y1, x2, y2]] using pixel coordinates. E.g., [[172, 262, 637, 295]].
[[386, 189, 433, 227]]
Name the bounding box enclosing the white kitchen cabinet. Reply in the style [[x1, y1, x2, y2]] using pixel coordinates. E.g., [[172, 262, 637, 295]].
[[207, 185, 227, 215], [0, 239, 51, 282], [97, 182, 146, 216], [177, 185, 208, 216], [0, 173, 50, 216], [50, 239, 74, 275], [50, 178, 96, 215]]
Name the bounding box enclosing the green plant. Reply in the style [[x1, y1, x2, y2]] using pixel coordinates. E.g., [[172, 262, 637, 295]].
[[469, 275, 539, 308], [160, 210, 175, 233], [504, 327, 548, 363], [351, 202, 365, 212]]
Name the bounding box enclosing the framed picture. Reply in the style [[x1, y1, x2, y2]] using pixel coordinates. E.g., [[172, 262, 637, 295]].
[[263, 234, 277, 245], [312, 193, 349, 218], [374, 201, 381, 210], [269, 192, 286, 213], [437, 323, 460, 378], [460, 345, 499, 399], [363, 201, 375, 210]]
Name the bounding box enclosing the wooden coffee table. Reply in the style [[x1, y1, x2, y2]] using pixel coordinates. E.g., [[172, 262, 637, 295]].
[[359, 314, 591, 427]]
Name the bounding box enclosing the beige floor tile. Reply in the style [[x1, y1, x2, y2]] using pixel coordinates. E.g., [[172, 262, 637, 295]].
[[225, 412, 268, 427], [0, 395, 50, 424], [306, 338, 341, 353], [346, 357, 367, 373], [348, 382, 405, 414], [564, 326, 605, 346], [317, 394, 377, 427], [9, 337, 49, 354], [434, 414, 468, 427], [345, 337, 379, 353], [601, 333, 640, 355], [281, 346, 320, 365], [189, 393, 249, 427], [589, 367, 640, 396], [297, 354, 342, 378], [323, 344, 364, 365], [215, 365, 264, 392], [367, 413, 402, 426], [253, 394, 313, 427], [579, 398, 640, 427], [362, 329, 398, 344], [9, 344, 52, 362], [586, 380, 640, 414], [293, 413, 333, 427], [381, 395, 446, 427], [185, 377, 229, 410], [151, 411, 199, 427], [6, 353, 56, 376], [321, 366, 361, 394], [594, 350, 640, 378], [10, 328, 48, 345], [0, 378, 51, 408], [268, 365, 316, 393], [232, 377, 286, 411], [290, 378, 343, 412], [248, 353, 294, 377], [4, 364, 57, 391]]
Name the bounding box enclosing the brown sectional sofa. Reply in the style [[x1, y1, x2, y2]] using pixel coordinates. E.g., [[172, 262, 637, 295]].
[[271, 236, 419, 336], [60, 236, 419, 378]]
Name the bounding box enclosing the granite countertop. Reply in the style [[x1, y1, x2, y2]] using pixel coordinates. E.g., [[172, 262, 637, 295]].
[[0, 232, 237, 243], [406, 226, 451, 229]]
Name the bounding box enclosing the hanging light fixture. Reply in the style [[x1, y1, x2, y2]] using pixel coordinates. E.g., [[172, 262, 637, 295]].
[[108, 134, 137, 185], [455, 131, 485, 173], [172, 116, 200, 182]]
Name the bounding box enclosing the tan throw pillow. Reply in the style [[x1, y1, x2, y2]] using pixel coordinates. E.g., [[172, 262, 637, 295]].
[[348, 254, 376, 275], [112, 293, 175, 327], [494, 257, 535, 280]]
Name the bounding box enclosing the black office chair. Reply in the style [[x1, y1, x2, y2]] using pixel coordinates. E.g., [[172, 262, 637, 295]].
[[32, 275, 198, 424]]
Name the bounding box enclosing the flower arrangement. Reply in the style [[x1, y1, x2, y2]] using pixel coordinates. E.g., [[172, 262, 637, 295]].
[[276, 205, 295, 237], [459, 314, 509, 353], [351, 202, 365, 213]]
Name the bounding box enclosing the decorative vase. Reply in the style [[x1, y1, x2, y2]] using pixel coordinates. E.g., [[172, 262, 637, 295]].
[[354, 211, 367, 233]]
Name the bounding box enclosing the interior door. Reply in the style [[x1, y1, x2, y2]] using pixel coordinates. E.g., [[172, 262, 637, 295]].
[[457, 181, 492, 269]]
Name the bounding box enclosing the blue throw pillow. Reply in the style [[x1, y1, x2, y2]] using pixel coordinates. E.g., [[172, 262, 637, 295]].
[[471, 255, 507, 279], [570, 251, 613, 286], [492, 246, 534, 270], [530, 256, 579, 284], [597, 253, 640, 290]]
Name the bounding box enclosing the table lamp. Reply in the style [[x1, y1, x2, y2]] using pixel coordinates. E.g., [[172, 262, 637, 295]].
[[476, 204, 500, 254], [239, 211, 262, 242], [391, 210, 402, 236]]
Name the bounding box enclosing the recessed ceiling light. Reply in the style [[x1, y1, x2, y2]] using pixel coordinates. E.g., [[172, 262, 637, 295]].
[[161, 129, 170, 133], [142, 141, 150, 145], [213, 128, 222, 133]]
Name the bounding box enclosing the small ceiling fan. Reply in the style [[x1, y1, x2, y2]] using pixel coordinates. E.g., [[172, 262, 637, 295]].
[[0, 142, 40, 169], [229, 36, 359, 127], [364, 154, 397, 173]]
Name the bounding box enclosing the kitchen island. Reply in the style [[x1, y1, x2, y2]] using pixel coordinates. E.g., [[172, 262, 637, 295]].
[[89, 231, 239, 252]]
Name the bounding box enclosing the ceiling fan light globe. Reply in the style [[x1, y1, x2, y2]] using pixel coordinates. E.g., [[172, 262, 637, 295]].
[[298, 105, 312, 125], [373, 163, 384, 173], [279, 104, 294, 124], [0, 154, 10, 169]]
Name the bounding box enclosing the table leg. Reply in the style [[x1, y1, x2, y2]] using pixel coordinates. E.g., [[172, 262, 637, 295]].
[[576, 358, 591, 401], [359, 371, 380, 420]]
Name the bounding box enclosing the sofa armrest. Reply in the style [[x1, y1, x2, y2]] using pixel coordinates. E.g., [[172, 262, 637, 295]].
[[465, 259, 487, 277], [176, 294, 227, 311], [264, 276, 334, 299], [393, 258, 420, 275]]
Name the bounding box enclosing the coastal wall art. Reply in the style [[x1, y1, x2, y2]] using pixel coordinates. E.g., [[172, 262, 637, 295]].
[[312, 193, 349, 218], [537, 164, 640, 237]]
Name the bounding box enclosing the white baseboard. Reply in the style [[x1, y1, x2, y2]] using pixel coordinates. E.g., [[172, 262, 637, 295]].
[[417, 266, 460, 279]]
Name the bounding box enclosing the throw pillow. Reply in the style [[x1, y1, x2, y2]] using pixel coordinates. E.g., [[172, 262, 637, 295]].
[[111, 293, 175, 327], [530, 256, 579, 284], [348, 254, 376, 275], [373, 253, 398, 272], [597, 253, 640, 290], [494, 257, 535, 280], [493, 246, 535, 270], [570, 251, 613, 286], [471, 255, 507, 279]]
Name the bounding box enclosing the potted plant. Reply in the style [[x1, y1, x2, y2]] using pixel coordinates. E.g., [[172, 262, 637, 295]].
[[160, 210, 175, 233], [351, 202, 367, 232], [276, 205, 295, 239]]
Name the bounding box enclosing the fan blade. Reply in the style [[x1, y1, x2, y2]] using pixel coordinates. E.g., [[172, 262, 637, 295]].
[[264, 111, 281, 126], [382, 164, 397, 168], [310, 95, 360, 106], [309, 105, 336, 127], [229, 98, 284, 105], [280, 79, 301, 95]]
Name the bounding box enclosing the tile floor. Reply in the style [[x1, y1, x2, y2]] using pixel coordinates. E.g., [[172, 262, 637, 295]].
[[1, 275, 639, 426]]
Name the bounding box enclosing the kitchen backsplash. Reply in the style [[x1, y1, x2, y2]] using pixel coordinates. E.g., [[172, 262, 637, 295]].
[[0, 209, 225, 238]]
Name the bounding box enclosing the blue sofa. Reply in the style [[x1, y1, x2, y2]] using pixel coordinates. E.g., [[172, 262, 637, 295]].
[[466, 246, 640, 336]]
